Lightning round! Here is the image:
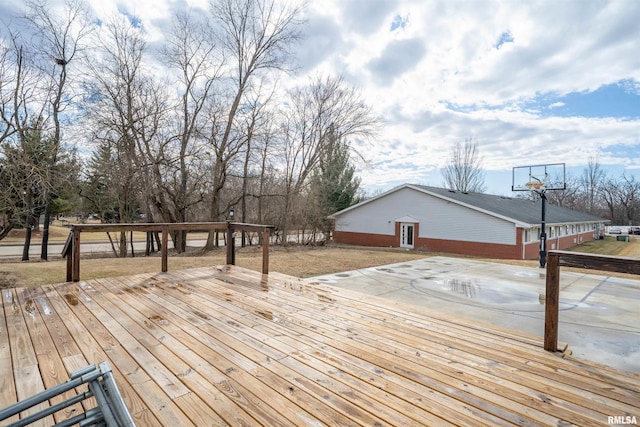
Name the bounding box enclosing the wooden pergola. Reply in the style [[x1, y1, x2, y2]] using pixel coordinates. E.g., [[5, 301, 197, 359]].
[[62, 222, 275, 282]]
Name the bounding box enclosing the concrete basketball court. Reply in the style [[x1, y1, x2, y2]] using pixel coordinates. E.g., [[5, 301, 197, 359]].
[[311, 256, 640, 373]]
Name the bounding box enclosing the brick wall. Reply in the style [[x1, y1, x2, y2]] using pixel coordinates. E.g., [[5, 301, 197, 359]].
[[334, 230, 521, 259], [414, 237, 521, 259], [333, 230, 397, 247], [334, 228, 598, 260]]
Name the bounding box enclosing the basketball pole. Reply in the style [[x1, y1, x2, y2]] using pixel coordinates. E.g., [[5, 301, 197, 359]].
[[539, 190, 547, 268]]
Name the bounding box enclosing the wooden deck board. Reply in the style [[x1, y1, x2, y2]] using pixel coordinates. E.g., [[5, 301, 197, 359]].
[[2, 265, 639, 426]]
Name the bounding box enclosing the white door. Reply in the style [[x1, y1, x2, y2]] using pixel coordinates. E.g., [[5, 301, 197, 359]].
[[400, 223, 414, 248]]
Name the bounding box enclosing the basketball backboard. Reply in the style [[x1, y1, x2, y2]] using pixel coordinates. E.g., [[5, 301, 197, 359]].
[[512, 163, 566, 192]]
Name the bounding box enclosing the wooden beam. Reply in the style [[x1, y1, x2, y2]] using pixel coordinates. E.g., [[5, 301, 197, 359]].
[[69, 222, 229, 233], [226, 222, 235, 266], [72, 229, 81, 282], [262, 228, 270, 275], [65, 251, 72, 283], [234, 223, 276, 233], [62, 233, 73, 282], [161, 226, 169, 273], [552, 250, 640, 275], [544, 252, 560, 352]]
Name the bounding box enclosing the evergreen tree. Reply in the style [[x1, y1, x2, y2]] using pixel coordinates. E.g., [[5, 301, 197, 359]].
[[0, 119, 53, 258], [309, 136, 361, 241], [81, 142, 120, 223]]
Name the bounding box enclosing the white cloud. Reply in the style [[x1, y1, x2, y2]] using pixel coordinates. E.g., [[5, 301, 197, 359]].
[[296, 0, 640, 194]]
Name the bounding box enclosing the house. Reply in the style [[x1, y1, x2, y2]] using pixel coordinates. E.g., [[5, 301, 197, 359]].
[[330, 184, 608, 260]]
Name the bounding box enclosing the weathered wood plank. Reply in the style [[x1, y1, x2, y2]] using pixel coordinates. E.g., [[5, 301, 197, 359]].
[[259, 269, 639, 393], [16, 287, 85, 424], [184, 270, 560, 426], [0, 289, 19, 424], [177, 269, 539, 424], [4, 266, 639, 427], [41, 284, 164, 426], [205, 267, 639, 418], [2, 288, 53, 426], [91, 277, 294, 426], [106, 275, 355, 425], [100, 275, 373, 426]]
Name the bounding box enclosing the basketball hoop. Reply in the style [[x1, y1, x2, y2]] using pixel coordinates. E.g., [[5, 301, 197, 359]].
[[512, 163, 567, 268]]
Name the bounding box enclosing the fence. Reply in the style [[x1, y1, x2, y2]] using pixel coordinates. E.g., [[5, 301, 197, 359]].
[[544, 250, 640, 351], [62, 222, 274, 282]]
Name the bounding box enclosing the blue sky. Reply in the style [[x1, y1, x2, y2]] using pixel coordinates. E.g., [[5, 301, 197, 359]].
[[1, 0, 639, 196]]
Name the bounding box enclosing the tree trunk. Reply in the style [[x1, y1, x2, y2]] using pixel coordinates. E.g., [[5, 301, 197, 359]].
[[205, 157, 225, 250], [22, 225, 32, 261], [119, 231, 127, 257], [40, 202, 51, 260]]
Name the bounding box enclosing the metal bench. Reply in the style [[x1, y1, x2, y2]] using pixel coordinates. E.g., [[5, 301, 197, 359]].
[[0, 362, 136, 427]]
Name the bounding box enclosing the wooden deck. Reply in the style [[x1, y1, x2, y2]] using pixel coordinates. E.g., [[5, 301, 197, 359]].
[[1, 266, 638, 426]]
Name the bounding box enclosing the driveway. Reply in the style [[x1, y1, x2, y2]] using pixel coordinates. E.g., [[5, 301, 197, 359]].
[[311, 256, 640, 374]]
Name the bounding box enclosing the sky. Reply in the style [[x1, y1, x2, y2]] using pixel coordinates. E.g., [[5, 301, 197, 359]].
[[2, 0, 639, 196]]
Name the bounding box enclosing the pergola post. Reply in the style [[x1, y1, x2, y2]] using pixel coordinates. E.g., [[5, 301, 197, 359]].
[[226, 222, 235, 266], [161, 225, 169, 273], [262, 228, 270, 274], [72, 228, 81, 282]]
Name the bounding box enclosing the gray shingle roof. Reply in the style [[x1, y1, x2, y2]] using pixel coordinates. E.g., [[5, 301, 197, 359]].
[[412, 185, 607, 225]]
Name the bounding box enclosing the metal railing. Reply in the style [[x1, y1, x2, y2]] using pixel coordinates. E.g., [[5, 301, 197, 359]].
[[544, 250, 640, 351], [0, 361, 135, 427], [62, 222, 274, 282]]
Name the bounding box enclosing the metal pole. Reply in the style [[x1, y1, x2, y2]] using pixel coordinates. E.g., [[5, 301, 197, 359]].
[[539, 191, 547, 268]]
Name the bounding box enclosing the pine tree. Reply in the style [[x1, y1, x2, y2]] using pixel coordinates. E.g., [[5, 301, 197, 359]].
[[309, 136, 361, 241]]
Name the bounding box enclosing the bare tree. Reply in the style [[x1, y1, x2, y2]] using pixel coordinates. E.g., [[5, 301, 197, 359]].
[[580, 155, 606, 214], [600, 177, 619, 223], [23, 0, 93, 259], [204, 0, 304, 249], [617, 174, 640, 226], [279, 74, 377, 240], [546, 174, 580, 208], [442, 138, 486, 193], [236, 84, 277, 245], [160, 10, 223, 252], [83, 17, 152, 256]]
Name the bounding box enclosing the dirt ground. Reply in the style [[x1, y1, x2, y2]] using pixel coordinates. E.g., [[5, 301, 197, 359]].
[[1, 237, 639, 289]]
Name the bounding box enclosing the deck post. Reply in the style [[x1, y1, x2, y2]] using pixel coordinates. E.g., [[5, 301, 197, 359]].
[[72, 228, 81, 282], [262, 228, 270, 274], [161, 225, 168, 272], [66, 251, 73, 282], [544, 252, 560, 351], [62, 232, 73, 282], [226, 222, 235, 265]]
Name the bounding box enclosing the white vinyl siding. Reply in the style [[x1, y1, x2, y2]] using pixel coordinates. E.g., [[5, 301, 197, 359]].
[[334, 189, 407, 235], [334, 187, 516, 245], [417, 193, 515, 244]]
